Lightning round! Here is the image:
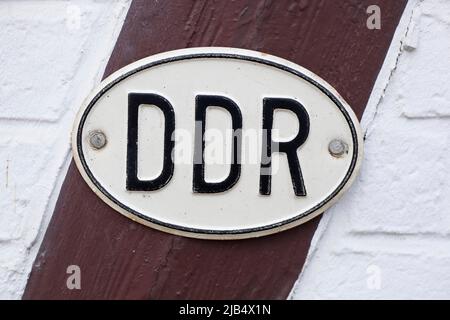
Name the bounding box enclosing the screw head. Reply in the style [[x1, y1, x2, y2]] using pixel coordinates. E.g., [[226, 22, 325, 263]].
[[328, 139, 347, 157], [89, 130, 107, 149]]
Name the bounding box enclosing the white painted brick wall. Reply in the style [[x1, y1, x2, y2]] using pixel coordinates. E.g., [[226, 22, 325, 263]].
[[0, 0, 130, 299], [290, 0, 450, 299]]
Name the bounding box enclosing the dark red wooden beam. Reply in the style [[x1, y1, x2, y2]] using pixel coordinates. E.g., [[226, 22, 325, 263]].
[[23, 0, 407, 299]]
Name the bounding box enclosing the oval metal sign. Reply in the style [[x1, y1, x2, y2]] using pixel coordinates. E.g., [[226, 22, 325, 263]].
[[72, 48, 363, 239]]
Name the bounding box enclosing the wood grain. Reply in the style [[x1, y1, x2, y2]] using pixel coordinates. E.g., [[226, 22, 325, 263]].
[[23, 0, 407, 299]]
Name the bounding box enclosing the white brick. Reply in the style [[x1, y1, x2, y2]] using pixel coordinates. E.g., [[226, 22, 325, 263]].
[[398, 0, 450, 118], [0, 1, 121, 121]]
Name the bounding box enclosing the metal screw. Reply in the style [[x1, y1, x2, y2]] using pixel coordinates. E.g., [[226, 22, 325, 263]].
[[89, 130, 107, 149], [328, 139, 347, 157]]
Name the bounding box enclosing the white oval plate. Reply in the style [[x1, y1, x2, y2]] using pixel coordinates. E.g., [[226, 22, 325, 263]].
[[72, 47, 363, 240]]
